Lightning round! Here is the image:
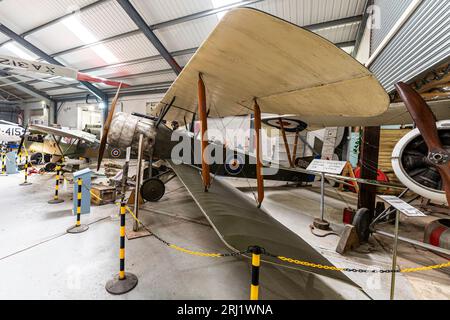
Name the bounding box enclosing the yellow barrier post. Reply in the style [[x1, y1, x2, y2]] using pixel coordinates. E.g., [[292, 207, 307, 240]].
[[106, 201, 138, 295], [67, 178, 89, 233], [0, 151, 7, 176], [19, 155, 32, 186], [48, 164, 64, 204], [250, 246, 261, 300]]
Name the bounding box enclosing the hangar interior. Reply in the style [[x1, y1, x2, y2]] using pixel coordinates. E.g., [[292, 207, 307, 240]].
[[0, 0, 449, 300]]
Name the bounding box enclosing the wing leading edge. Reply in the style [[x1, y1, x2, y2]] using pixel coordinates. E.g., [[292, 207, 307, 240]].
[[169, 161, 361, 289], [155, 8, 389, 126]]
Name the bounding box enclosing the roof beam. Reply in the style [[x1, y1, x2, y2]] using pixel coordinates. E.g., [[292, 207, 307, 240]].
[[353, 0, 373, 57], [0, 0, 109, 48], [304, 15, 362, 31], [151, 0, 265, 30], [0, 69, 52, 101], [0, 23, 108, 102], [116, 0, 182, 75], [49, 11, 359, 61], [39, 0, 266, 59]]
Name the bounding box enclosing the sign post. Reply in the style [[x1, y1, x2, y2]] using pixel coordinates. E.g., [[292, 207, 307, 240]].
[[306, 159, 347, 230], [377, 195, 425, 300]]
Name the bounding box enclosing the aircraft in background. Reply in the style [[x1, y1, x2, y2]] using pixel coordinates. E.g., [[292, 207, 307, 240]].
[[0, 120, 24, 144]]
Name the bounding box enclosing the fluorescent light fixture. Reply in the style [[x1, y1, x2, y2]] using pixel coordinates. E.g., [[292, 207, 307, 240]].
[[212, 0, 241, 20], [62, 15, 119, 64], [3, 42, 36, 60]]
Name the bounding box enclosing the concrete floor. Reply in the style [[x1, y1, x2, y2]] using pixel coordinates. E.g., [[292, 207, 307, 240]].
[[0, 168, 448, 299], [0, 169, 364, 300]]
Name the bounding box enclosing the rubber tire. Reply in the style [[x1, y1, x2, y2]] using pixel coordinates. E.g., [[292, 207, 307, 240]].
[[352, 208, 371, 242], [141, 178, 165, 202], [30, 153, 42, 164]]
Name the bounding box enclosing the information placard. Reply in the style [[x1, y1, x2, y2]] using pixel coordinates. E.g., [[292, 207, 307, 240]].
[[378, 195, 426, 217], [306, 159, 347, 174]]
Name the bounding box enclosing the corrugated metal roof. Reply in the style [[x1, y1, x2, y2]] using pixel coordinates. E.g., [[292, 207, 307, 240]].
[[88, 59, 172, 78], [0, 0, 98, 34], [25, 0, 137, 56], [370, 0, 450, 93], [252, 0, 365, 26], [130, 0, 215, 25], [0, 0, 367, 101], [46, 87, 86, 95], [155, 16, 218, 52], [315, 22, 360, 44], [371, 0, 415, 55], [56, 32, 160, 70]]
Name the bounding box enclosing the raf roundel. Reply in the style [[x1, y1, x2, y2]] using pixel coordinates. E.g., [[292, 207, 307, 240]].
[[224, 154, 245, 176], [111, 148, 121, 158], [262, 117, 307, 133]]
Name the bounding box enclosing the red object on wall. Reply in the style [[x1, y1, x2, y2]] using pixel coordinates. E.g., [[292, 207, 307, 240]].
[[354, 167, 389, 183]]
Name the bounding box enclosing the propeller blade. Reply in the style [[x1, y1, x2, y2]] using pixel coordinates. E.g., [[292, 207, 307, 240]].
[[97, 83, 122, 171], [395, 82, 441, 150], [395, 82, 450, 205]]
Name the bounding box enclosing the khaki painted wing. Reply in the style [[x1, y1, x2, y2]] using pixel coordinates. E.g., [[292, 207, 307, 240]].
[[155, 8, 389, 126], [30, 124, 99, 144], [169, 161, 362, 289]]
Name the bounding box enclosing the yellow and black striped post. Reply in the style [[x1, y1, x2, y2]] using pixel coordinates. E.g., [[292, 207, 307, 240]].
[[0, 152, 7, 176], [250, 246, 261, 300], [19, 156, 32, 186], [67, 178, 88, 233], [106, 201, 138, 295], [48, 164, 64, 204]]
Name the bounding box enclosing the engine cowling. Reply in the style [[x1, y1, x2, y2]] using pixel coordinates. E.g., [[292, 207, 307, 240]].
[[392, 120, 450, 205]]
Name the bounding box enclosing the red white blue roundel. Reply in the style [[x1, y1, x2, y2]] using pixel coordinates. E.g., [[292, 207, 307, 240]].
[[262, 117, 307, 132], [111, 148, 121, 158], [224, 154, 244, 175]]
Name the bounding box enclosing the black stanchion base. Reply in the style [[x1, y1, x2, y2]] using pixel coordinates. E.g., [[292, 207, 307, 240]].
[[313, 218, 330, 230], [48, 199, 64, 204], [105, 273, 138, 295], [19, 182, 32, 186], [67, 224, 89, 234]]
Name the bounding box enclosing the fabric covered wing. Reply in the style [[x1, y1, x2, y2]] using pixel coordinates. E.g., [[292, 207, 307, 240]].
[[30, 124, 99, 144], [169, 161, 360, 288], [155, 8, 389, 126]]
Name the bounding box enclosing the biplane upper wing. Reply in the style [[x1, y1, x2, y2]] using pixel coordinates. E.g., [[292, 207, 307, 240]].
[[30, 124, 99, 144], [155, 8, 389, 126], [169, 160, 360, 289]]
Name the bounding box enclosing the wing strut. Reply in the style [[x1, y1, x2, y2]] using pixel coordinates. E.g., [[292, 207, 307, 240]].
[[198, 74, 210, 191], [279, 117, 294, 168], [253, 99, 264, 207]]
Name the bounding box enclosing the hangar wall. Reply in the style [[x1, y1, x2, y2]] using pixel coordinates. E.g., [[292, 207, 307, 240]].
[[369, 0, 450, 92], [55, 93, 164, 129]]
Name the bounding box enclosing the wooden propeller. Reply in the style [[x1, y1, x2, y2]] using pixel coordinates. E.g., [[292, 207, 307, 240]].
[[395, 82, 450, 205], [97, 83, 122, 171]]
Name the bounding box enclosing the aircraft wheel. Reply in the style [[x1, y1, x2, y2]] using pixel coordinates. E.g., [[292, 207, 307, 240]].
[[352, 208, 371, 242], [30, 153, 42, 164], [141, 178, 165, 202]]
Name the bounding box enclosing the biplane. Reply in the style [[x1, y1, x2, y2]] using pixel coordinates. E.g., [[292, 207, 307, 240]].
[[96, 8, 450, 291], [4, 8, 448, 293]]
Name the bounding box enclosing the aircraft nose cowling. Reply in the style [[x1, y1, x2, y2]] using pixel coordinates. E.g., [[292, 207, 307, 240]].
[[107, 112, 157, 153]]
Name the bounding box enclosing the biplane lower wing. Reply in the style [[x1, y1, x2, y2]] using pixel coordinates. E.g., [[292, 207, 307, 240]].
[[169, 160, 360, 289]]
